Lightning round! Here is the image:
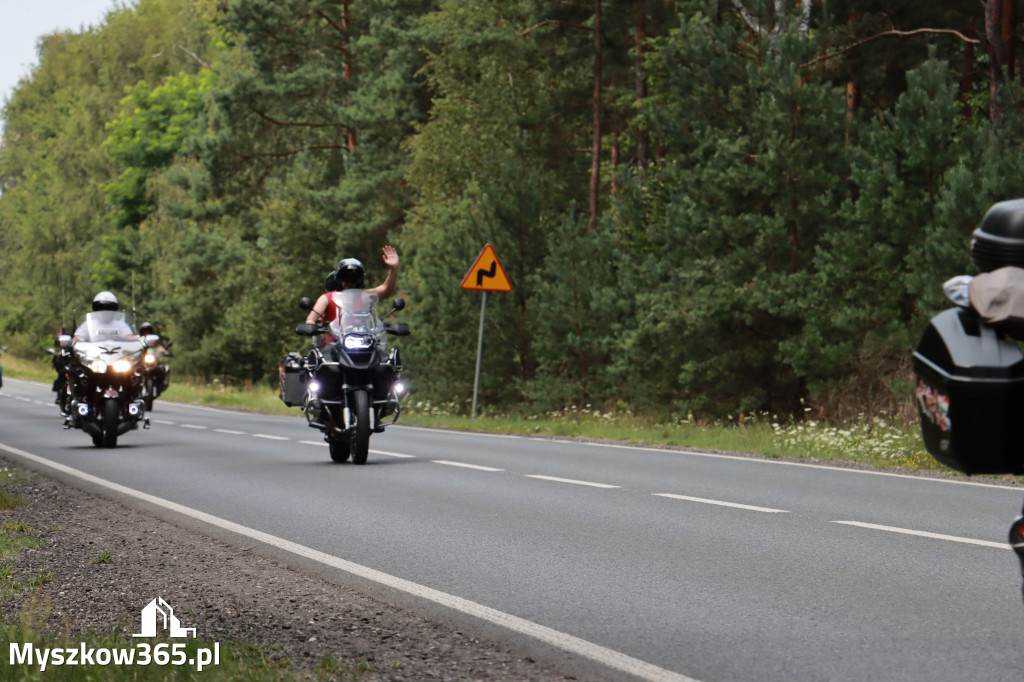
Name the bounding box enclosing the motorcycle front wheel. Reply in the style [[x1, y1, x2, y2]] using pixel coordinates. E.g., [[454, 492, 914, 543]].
[[350, 389, 371, 465], [329, 437, 351, 463], [100, 397, 119, 448]]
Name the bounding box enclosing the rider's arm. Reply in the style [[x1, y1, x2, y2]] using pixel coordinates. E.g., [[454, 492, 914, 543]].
[[305, 293, 330, 324], [366, 246, 399, 299]]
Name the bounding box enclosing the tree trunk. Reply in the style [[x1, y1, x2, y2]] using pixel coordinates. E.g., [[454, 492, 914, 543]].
[[587, 0, 602, 233], [1002, 0, 1016, 81], [634, 0, 648, 168], [984, 0, 1012, 123], [342, 0, 357, 150], [962, 38, 975, 120]]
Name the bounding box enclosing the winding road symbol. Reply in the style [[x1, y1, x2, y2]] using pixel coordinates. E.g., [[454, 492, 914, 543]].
[[460, 244, 512, 292]]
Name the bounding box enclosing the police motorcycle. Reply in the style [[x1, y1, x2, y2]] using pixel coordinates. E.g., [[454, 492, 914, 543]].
[[280, 291, 409, 464], [64, 309, 156, 448]]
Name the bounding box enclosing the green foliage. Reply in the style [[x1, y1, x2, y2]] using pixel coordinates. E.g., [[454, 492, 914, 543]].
[[103, 70, 215, 229]]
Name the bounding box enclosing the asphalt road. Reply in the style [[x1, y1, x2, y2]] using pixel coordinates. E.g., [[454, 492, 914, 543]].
[[2, 377, 1024, 682]]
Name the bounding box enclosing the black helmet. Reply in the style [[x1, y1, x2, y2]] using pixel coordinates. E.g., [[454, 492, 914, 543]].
[[92, 291, 119, 312], [333, 258, 365, 288], [139, 322, 155, 335], [971, 199, 1024, 272]]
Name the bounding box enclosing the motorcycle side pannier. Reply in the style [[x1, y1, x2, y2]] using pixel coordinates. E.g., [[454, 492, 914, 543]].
[[279, 352, 308, 407], [912, 307, 1024, 475]]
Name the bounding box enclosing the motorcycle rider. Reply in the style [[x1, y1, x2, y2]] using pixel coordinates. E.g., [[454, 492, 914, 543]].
[[73, 292, 137, 342], [138, 321, 171, 392], [304, 245, 400, 326], [300, 246, 399, 416], [51, 326, 72, 406]]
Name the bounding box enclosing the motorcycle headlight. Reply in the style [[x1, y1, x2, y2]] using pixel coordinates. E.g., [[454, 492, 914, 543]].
[[89, 360, 108, 374], [343, 336, 374, 350], [112, 359, 133, 373], [144, 354, 157, 366]]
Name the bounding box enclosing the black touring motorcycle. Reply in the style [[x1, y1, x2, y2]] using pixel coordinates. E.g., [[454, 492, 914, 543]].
[[60, 313, 157, 447], [280, 290, 409, 464], [912, 198, 1024, 598]]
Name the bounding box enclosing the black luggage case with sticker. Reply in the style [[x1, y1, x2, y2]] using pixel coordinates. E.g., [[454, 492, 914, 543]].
[[912, 307, 1024, 475]]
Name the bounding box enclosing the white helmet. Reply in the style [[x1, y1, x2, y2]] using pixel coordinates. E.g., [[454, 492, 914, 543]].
[[92, 291, 119, 312]]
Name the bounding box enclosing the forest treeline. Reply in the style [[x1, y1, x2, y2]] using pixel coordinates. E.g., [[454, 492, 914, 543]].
[[3, 0, 1024, 420]]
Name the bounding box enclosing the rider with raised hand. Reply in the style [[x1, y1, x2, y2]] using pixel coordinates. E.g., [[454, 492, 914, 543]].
[[305, 245, 399, 326]]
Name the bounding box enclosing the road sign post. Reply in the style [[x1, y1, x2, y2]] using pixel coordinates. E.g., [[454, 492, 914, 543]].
[[472, 291, 487, 419], [461, 244, 512, 418]]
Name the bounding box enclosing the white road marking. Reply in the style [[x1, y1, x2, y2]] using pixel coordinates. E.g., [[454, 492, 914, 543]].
[[654, 493, 789, 514], [154, 420, 177, 425], [525, 475, 620, 489], [833, 520, 1010, 550], [0, 440, 698, 682], [370, 449, 416, 459], [433, 460, 504, 472], [252, 434, 289, 441], [181, 424, 208, 430], [300, 440, 328, 447], [214, 429, 245, 435], [397, 424, 1022, 491]]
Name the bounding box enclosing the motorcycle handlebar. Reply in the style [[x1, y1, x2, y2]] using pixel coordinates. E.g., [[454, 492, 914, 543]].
[[295, 323, 327, 337]]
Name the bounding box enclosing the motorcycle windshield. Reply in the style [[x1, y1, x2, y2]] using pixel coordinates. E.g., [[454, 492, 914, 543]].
[[81, 312, 136, 342], [329, 290, 383, 339]]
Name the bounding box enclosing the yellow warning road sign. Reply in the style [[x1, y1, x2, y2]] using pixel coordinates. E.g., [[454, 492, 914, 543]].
[[461, 244, 512, 292]]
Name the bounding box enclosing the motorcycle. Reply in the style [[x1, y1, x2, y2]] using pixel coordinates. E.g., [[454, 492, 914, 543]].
[[47, 335, 73, 414], [63, 312, 155, 447], [141, 338, 172, 411], [280, 291, 409, 464]]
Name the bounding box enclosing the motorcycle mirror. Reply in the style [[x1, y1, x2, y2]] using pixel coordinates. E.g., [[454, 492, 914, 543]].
[[382, 297, 406, 319], [298, 296, 313, 312]]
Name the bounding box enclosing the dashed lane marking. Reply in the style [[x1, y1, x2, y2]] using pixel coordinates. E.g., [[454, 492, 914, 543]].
[[369, 449, 416, 459], [525, 475, 620, 489], [432, 460, 504, 472], [654, 493, 789, 514], [833, 520, 1010, 550]]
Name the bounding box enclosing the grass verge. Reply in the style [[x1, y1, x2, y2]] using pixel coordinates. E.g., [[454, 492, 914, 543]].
[[0, 461, 373, 680]]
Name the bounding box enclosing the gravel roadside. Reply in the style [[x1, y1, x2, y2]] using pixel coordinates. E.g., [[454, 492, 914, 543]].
[[0, 456, 587, 680]]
